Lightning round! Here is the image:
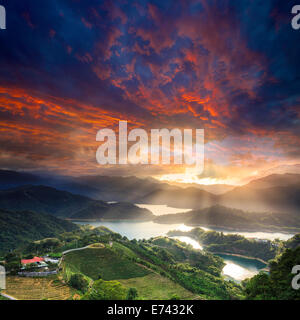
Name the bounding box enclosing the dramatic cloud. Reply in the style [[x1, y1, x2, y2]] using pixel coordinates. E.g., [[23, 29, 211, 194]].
[[0, 0, 299, 182]]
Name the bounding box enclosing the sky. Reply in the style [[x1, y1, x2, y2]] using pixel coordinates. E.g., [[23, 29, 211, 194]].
[[0, 0, 299, 185]]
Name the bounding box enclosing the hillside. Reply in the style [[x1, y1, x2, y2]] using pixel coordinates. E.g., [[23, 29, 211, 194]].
[[1, 183, 298, 233], [219, 183, 300, 214], [139, 187, 217, 209], [246, 173, 300, 189], [243, 247, 300, 300], [1, 171, 300, 231], [70, 202, 153, 221], [0, 209, 79, 254], [168, 227, 281, 262], [15, 226, 242, 300], [1, 170, 300, 216], [0, 185, 154, 221], [0, 185, 94, 218], [154, 205, 300, 233], [0, 170, 170, 202], [59, 231, 243, 300], [0, 170, 101, 198]]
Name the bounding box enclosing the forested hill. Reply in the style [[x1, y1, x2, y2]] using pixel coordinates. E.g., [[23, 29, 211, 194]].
[[155, 205, 300, 233], [0, 209, 79, 254], [168, 227, 282, 262], [243, 247, 300, 300]]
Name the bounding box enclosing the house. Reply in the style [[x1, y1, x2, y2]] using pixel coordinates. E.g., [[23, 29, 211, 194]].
[[21, 257, 45, 265]]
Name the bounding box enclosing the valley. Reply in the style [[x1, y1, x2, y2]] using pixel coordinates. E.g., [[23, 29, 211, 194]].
[[0, 170, 300, 300]]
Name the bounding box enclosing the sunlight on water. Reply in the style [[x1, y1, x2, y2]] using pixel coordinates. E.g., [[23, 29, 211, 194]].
[[135, 204, 192, 216], [171, 236, 263, 281], [222, 262, 259, 281], [76, 220, 190, 240], [200, 226, 293, 241], [171, 236, 203, 250], [175, 224, 194, 232]]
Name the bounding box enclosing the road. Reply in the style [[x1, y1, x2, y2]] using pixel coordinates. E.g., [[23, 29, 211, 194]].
[[0, 292, 17, 300]]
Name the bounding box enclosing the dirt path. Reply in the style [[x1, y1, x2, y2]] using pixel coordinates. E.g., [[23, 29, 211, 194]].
[[0, 292, 18, 300]]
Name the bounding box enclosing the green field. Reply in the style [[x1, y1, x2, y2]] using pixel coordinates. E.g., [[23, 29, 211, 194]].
[[119, 273, 201, 300], [62, 245, 202, 300], [63, 247, 150, 281]]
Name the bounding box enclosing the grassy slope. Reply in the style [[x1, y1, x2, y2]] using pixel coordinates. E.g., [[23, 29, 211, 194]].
[[62, 243, 201, 300], [63, 247, 150, 281], [8, 227, 243, 300], [118, 273, 200, 300]]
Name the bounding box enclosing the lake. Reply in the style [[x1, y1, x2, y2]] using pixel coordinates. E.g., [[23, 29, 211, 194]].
[[136, 204, 295, 241], [216, 254, 267, 282], [136, 204, 192, 216], [171, 236, 266, 282], [74, 203, 294, 282], [75, 220, 193, 240]]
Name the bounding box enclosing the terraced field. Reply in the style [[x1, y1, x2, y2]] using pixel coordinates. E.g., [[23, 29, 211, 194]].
[[3, 276, 74, 300]]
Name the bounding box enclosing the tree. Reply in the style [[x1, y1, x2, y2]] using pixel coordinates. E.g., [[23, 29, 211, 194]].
[[5, 252, 20, 263], [5, 253, 21, 275], [127, 287, 138, 300], [68, 274, 89, 293], [5, 261, 21, 275], [243, 247, 300, 300]]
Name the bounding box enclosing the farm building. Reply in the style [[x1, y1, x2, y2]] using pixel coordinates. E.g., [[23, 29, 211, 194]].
[[21, 257, 45, 266]]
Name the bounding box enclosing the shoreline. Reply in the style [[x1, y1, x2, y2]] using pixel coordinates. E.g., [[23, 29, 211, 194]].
[[212, 251, 269, 266], [185, 223, 299, 235], [168, 231, 271, 265], [69, 218, 298, 236]]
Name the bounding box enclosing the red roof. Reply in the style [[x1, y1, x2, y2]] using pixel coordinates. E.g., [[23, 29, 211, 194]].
[[21, 257, 44, 265]]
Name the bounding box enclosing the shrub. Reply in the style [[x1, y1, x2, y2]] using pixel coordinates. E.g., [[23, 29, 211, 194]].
[[68, 274, 89, 293], [127, 287, 138, 300]]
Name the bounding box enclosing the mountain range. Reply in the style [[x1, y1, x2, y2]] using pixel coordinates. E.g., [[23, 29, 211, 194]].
[[0, 185, 154, 221], [0, 170, 300, 229], [1, 170, 299, 212]]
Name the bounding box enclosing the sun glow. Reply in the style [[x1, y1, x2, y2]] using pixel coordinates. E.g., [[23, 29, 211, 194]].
[[156, 173, 239, 186]]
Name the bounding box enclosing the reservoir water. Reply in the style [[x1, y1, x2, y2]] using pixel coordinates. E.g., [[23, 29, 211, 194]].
[[74, 204, 294, 282], [216, 254, 267, 282], [75, 220, 193, 240]]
